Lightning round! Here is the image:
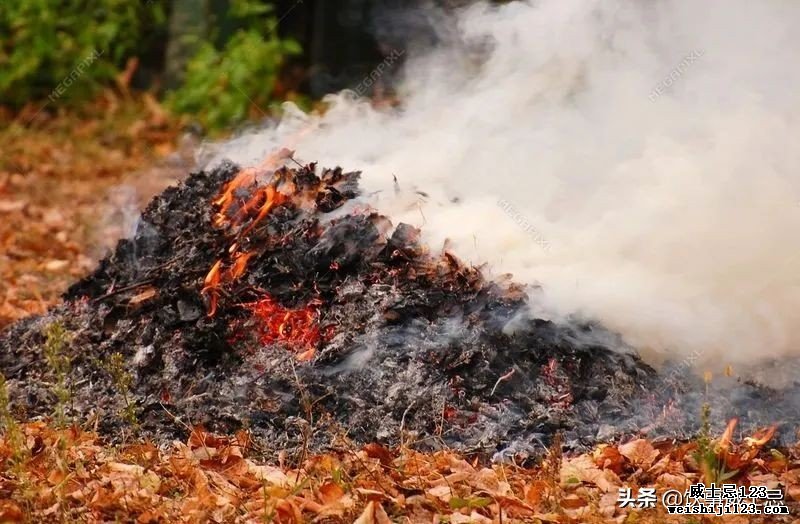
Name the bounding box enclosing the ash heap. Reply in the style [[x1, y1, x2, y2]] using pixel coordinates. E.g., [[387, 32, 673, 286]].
[[1, 158, 797, 459]]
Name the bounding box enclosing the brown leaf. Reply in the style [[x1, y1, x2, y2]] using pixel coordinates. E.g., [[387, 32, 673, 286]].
[[561, 455, 621, 492], [524, 480, 548, 509], [0, 200, 26, 213], [0, 500, 24, 522], [619, 439, 659, 468], [598, 491, 619, 517], [594, 444, 625, 473], [450, 512, 493, 524], [275, 499, 303, 524], [426, 484, 453, 502], [657, 472, 690, 490], [353, 501, 392, 524], [319, 482, 345, 505], [561, 494, 588, 509], [363, 443, 394, 466], [747, 472, 780, 489]]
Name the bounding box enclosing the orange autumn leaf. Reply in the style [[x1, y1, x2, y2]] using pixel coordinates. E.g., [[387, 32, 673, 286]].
[[318, 482, 345, 505], [363, 443, 394, 466]]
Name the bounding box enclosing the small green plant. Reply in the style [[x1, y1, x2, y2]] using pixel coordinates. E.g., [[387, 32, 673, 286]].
[[0, 374, 33, 517], [693, 403, 738, 484], [104, 352, 137, 427], [43, 321, 72, 426], [0, 374, 26, 465], [167, 0, 301, 132]]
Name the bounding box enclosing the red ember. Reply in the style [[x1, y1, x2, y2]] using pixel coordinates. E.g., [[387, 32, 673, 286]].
[[244, 295, 322, 361]]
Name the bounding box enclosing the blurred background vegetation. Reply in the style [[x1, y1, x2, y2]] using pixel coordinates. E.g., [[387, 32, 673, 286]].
[[0, 0, 437, 134]]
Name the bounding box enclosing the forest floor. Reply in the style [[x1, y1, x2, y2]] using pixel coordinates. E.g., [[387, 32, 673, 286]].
[[0, 102, 798, 523]]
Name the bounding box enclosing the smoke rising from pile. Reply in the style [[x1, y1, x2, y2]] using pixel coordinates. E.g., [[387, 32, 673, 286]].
[[208, 0, 800, 366]]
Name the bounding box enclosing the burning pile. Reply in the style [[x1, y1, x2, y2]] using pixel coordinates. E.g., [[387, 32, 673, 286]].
[[1, 157, 797, 460]]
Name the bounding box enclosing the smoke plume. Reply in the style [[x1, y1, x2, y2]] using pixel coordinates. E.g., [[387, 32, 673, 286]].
[[207, 0, 800, 367]]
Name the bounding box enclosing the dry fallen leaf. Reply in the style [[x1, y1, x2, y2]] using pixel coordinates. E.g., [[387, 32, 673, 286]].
[[43, 259, 70, 272], [353, 501, 392, 524], [363, 443, 394, 466], [0, 200, 26, 213], [1, 418, 799, 523], [618, 438, 659, 468], [318, 482, 345, 505], [561, 455, 622, 492]]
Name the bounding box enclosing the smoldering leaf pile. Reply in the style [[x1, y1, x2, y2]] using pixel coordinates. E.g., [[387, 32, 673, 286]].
[[1, 161, 798, 461]]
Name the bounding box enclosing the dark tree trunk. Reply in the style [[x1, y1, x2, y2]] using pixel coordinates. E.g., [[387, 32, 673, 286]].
[[164, 0, 210, 90]]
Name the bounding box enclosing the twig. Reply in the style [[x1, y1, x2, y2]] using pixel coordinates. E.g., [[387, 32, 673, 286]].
[[290, 360, 312, 465], [158, 401, 193, 434], [91, 280, 155, 303], [288, 156, 305, 169], [490, 368, 516, 397], [399, 398, 419, 447]]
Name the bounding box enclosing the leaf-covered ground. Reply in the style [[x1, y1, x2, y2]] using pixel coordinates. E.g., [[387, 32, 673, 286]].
[[0, 421, 798, 523], [1, 106, 798, 523], [0, 97, 184, 329]]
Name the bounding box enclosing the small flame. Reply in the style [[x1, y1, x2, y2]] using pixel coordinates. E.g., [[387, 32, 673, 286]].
[[203, 260, 223, 288], [241, 186, 288, 236], [213, 169, 257, 227], [204, 163, 293, 317], [213, 174, 290, 234], [212, 148, 296, 230], [201, 254, 254, 316], [744, 425, 777, 448], [202, 260, 223, 316], [716, 418, 738, 453], [228, 252, 253, 280]]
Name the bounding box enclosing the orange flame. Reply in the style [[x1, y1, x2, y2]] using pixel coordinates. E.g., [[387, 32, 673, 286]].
[[717, 418, 738, 453], [213, 169, 257, 227], [745, 425, 777, 448], [204, 162, 292, 317], [241, 186, 288, 236], [227, 252, 253, 281], [203, 260, 222, 288], [202, 260, 223, 316], [201, 253, 256, 316]]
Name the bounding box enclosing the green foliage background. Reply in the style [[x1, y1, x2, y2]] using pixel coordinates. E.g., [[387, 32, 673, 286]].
[[0, 0, 165, 106], [166, 1, 302, 132], [0, 0, 301, 132]]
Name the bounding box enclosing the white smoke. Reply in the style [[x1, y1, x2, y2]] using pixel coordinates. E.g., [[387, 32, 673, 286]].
[[206, 0, 800, 366]]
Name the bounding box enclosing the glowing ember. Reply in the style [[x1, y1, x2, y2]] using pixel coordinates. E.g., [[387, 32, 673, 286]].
[[244, 296, 322, 360]]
